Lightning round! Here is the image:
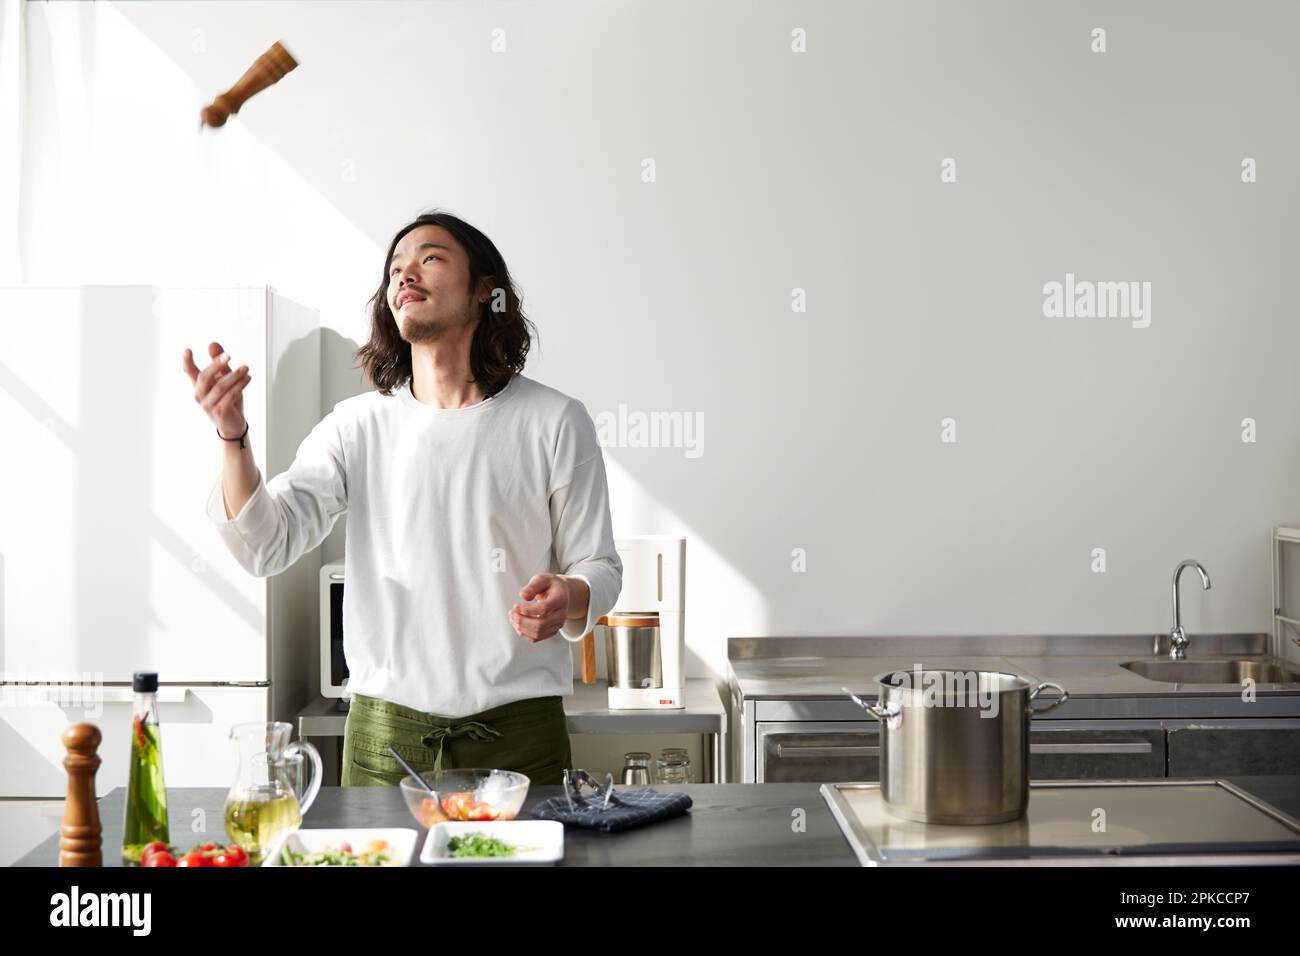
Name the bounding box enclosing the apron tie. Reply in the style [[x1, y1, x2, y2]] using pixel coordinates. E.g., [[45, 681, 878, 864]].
[[419, 719, 502, 773]]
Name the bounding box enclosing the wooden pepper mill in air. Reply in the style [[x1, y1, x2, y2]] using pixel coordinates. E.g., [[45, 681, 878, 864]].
[[60, 723, 103, 867], [199, 40, 299, 129]]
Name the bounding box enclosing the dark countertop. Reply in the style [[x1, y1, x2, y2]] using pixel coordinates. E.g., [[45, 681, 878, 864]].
[[15, 775, 1300, 867]]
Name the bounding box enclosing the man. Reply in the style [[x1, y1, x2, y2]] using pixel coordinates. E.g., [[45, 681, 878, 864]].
[[185, 209, 622, 786]]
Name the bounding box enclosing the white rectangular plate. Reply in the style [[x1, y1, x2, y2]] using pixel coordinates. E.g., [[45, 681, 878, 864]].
[[421, 820, 564, 865], [263, 827, 419, 867]]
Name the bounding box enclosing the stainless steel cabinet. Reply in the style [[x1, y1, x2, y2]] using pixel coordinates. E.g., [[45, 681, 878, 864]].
[[1167, 721, 1300, 776], [754, 717, 1300, 783], [757, 722, 880, 783], [756, 721, 1167, 783], [1028, 728, 1165, 780]]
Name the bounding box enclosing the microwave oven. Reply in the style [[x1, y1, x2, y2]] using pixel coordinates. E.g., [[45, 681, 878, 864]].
[[319, 561, 349, 698]]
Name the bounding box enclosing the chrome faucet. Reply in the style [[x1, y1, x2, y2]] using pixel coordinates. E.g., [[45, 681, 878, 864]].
[[1164, 559, 1211, 660]]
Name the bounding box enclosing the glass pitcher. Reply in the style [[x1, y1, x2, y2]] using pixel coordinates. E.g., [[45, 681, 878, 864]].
[[224, 721, 321, 865]]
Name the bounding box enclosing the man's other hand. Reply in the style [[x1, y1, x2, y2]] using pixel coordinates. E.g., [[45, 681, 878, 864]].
[[509, 573, 571, 643]]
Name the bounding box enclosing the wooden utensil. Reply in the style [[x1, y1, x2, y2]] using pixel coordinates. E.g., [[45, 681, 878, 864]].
[[60, 723, 103, 867], [580, 628, 597, 684], [200, 40, 299, 129]]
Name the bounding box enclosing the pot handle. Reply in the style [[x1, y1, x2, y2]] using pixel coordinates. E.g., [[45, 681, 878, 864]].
[[1027, 681, 1069, 715], [841, 687, 902, 723]]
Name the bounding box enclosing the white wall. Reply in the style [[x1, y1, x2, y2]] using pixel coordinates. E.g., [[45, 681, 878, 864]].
[[7, 0, 1299, 691]]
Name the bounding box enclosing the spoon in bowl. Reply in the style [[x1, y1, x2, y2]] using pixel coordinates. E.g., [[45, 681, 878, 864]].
[[387, 746, 436, 796]]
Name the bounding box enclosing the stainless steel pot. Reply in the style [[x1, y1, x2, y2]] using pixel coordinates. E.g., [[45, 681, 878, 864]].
[[845, 669, 1068, 825]]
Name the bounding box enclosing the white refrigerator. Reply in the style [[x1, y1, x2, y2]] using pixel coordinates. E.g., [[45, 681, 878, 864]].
[[0, 285, 323, 799]]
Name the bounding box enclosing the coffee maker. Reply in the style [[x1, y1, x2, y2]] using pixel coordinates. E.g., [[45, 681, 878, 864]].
[[598, 536, 685, 710]]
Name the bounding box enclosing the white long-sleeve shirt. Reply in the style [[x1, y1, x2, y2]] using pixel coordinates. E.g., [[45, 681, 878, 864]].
[[205, 372, 622, 717]]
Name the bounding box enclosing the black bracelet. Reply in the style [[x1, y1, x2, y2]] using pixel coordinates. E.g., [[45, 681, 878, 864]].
[[217, 421, 249, 449]]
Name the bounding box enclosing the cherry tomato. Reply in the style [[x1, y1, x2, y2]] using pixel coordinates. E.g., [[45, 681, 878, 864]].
[[139, 841, 170, 864], [143, 851, 177, 867], [196, 842, 219, 853], [221, 844, 249, 867], [177, 851, 212, 867]]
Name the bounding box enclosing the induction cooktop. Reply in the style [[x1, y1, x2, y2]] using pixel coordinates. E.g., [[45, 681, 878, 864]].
[[820, 779, 1300, 866]]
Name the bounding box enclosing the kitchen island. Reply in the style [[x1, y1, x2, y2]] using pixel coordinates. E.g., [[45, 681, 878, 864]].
[[15, 775, 1300, 866]]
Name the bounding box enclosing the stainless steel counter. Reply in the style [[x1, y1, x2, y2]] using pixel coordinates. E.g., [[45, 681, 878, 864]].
[[729, 634, 1300, 718]]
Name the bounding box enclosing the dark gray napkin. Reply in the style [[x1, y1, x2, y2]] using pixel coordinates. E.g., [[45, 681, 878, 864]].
[[529, 786, 693, 832]]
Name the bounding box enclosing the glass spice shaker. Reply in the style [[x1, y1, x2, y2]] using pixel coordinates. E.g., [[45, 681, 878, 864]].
[[656, 747, 692, 785], [620, 751, 653, 786]]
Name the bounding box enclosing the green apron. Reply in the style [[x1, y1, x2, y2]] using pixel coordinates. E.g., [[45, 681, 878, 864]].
[[340, 692, 572, 787]]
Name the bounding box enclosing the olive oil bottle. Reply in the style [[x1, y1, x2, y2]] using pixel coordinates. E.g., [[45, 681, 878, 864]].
[[121, 672, 170, 864]]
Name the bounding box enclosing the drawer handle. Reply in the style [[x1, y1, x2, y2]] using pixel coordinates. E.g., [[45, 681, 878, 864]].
[[775, 742, 1152, 757], [1030, 742, 1152, 755], [775, 744, 880, 758], [3, 685, 190, 705]]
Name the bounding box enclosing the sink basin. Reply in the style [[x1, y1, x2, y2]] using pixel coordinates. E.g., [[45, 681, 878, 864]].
[[1122, 659, 1300, 685]]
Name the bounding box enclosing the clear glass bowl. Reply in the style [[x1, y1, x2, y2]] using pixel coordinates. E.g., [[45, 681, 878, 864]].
[[399, 769, 530, 826]]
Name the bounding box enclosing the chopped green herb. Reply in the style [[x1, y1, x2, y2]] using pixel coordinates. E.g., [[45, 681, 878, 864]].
[[446, 833, 527, 858]]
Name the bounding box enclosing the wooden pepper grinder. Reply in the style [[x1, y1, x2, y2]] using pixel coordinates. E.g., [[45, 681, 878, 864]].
[[199, 40, 299, 129], [60, 723, 103, 867]]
